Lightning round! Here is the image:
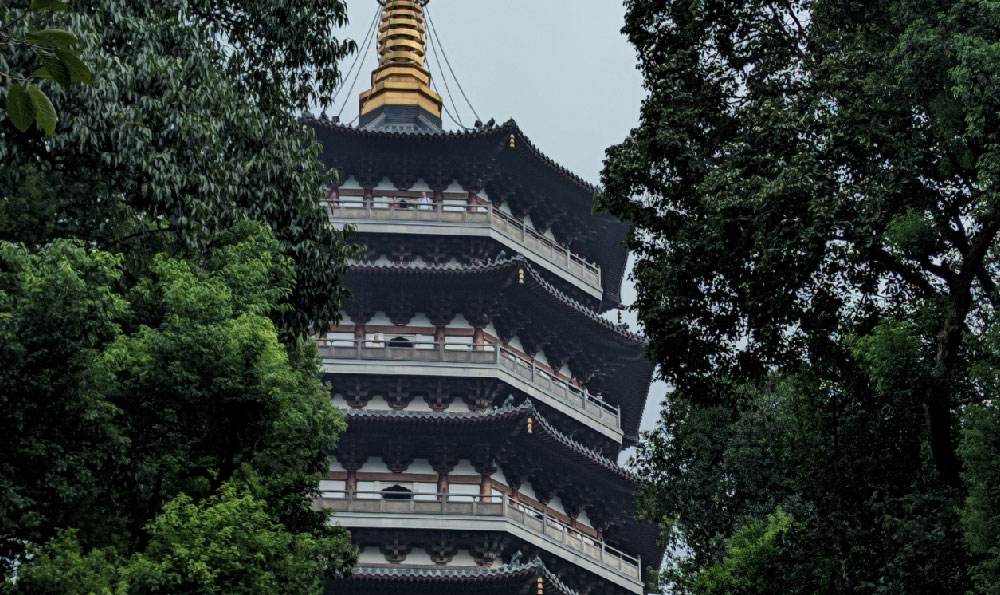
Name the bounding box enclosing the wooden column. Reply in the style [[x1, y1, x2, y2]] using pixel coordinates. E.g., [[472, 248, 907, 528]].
[[473, 326, 485, 351], [434, 325, 447, 346], [473, 455, 497, 503], [345, 467, 358, 495], [480, 474, 492, 499], [437, 471, 450, 497], [430, 451, 457, 501]]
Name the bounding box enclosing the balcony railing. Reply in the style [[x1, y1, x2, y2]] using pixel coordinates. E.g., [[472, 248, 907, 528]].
[[317, 339, 621, 433], [318, 490, 641, 584], [324, 197, 601, 295]]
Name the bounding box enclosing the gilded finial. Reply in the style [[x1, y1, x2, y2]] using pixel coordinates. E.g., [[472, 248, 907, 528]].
[[359, 0, 443, 119]]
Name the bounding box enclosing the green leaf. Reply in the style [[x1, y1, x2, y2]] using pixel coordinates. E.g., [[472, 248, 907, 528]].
[[32, 67, 54, 81], [28, 0, 70, 10], [28, 86, 57, 136], [33, 49, 71, 87], [54, 48, 93, 84], [25, 29, 79, 47], [5, 84, 33, 132]]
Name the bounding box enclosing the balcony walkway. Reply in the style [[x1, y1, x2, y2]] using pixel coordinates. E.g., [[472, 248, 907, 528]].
[[325, 198, 603, 301], [317, 490, 643, 594], [319, 340, 623, 443]]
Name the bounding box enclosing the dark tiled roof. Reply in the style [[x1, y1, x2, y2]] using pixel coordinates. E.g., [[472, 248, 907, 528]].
[[307, 117, 629, 309], [328, 557, 581, 595], [310, 118, 598, 193], [343, 402, 635, 482], [351, 255, 644, 344]]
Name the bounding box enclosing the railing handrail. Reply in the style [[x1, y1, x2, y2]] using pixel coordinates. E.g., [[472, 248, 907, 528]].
[[317, 339, 620, 419], [319, 489, 641, 570], [323, 197, 601, 279]]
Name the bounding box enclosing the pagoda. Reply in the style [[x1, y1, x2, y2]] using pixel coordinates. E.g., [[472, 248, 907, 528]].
[[310, 2, 660, 593]]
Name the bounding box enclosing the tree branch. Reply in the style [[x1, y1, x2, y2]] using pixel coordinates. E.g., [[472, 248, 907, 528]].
[[872, 248, 939, 297]]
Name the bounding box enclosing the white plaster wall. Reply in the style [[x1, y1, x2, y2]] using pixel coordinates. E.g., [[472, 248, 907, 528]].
[[450, 483, 480, 498], [408, 313, 433, 327], [405, 399, 434, 412], [449, 314, 473, 329], [405, 551, 434, 565], [410, 179, 432, 192], [356, 481, 379, 498], [413, 482, 438, 500], [491, 467, 508, 485], [328, 460, 345, 473], [324, 331, 354, 346], [548, 495, 568, 517], [367, 312, 392, 326], [451, 551, 478, 567], [452, 459, 477, 475], [318, 479, 345, 496], [506, 335, 525, 353], [446, 335, 473, 348], [407, 459, 435, 475], [358, 547, 385, 565], [362, 457, 392, 473], [518, 480, 537, 501], [363, 396, 391, 410], [444, 181, 465, 194], [339, 176, 361, 190], [578, 509, 593, 527]]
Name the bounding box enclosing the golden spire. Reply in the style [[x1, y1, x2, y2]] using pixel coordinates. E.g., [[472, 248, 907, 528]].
[[359, 0, 443, 121]]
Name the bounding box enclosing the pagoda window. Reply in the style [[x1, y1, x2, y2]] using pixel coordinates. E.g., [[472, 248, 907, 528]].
[[381, 485, 413, 500], [388, 336, 414, 348]]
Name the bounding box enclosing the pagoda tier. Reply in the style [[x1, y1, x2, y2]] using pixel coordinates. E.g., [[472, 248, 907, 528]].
[[326, 208, 605, 310], [309, 118, 629, 309], [329, 256, 654, 442], [324, 372, 622, 455], [325, 557, 584, 595], [320, 405, 663, 574]]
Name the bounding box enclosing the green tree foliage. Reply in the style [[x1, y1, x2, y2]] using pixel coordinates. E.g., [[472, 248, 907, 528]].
[[14, 483, 351, 594], [601, 0, 999, 591], [0, 227, 357, 587], [0, 0, 359, 335], [1, 0, 363, 587]]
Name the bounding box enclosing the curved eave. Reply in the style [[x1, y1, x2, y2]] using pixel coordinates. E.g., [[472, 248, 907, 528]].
[[349, 256, 644, 347], [308, 117, 629, 309], [344, 257, 654, 438], [340, 404, 635, 485], [326, 558, 582, 595]]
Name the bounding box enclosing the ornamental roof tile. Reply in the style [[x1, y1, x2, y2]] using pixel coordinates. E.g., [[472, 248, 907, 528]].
[[335, 557, 580, 595]]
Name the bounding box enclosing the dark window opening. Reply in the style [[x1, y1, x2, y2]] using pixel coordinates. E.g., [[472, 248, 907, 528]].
[[381, 485, 413, 500], [389, 336, 413, 348]]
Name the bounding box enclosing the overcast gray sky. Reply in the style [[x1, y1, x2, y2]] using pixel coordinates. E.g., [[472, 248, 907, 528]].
[[330, 0, 668, 438]]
